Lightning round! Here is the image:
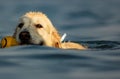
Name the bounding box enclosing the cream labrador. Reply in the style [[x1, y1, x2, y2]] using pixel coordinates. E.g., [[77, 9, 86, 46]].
[[13, 12, 86, 50]]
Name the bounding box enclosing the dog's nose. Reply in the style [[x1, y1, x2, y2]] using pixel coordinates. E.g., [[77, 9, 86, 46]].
[[19, 31, 30, 44]]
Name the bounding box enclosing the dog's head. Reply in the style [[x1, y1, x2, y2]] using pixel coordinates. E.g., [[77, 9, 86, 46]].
[[13, 12, 61, 48]]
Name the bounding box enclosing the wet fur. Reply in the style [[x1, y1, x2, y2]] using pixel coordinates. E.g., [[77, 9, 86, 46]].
[[13, 12, 86, 50]]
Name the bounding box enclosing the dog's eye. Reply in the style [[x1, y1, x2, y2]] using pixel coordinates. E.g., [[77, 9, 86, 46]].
[[18, 23, 24, 29], [35, 24, 43, 28]]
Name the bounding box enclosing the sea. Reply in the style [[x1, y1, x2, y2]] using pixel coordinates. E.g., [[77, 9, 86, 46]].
[[0, 0, 120, 79]]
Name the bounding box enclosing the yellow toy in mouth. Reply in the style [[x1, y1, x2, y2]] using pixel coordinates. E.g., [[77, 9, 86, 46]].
[[0, 36, 19, 48]]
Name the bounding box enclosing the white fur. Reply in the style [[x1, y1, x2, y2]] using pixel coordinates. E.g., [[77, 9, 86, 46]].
[[13, 12, 86, 50]]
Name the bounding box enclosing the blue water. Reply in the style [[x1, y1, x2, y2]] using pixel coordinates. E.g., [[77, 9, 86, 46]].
[[0, 0, 120, 79]]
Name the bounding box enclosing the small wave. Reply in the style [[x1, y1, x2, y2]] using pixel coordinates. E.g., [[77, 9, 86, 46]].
[[80, 40, 120, 50]]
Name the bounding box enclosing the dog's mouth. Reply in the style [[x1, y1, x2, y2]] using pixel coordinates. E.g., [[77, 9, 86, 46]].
[[19, 38, 32, 45], [20, 41, 44, 45], [19, 39, 44, 46], [19, 31, 44, 46], [20, 42, 44, 46]]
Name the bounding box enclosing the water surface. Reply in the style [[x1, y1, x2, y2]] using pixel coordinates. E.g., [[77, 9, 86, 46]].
[[0, 0, 120, 79]]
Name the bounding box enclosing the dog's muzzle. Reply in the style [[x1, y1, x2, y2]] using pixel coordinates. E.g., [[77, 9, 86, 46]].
[[19, 31, 31, 44]]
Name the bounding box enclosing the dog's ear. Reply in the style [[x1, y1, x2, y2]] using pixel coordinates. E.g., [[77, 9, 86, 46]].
[[47, 23, 62, 48], [51, 31, 62, 48], [48, 25, 62, 48], [46, 22, 62, 48], [13, 27, 18, 38], [13, 24, 21, 38], [42, 14, 62, 48]]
